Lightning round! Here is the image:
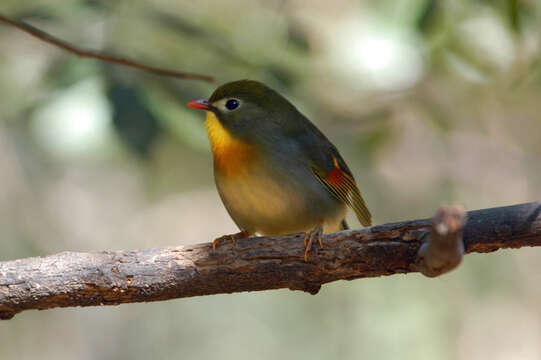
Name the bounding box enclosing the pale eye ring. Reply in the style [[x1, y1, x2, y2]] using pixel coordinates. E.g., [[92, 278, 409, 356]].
[[225, 99, 240, 111]]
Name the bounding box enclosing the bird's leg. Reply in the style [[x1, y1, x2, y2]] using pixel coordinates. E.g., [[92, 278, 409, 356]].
[[303, 223, 323, 261], [213, 230, 251, 251]]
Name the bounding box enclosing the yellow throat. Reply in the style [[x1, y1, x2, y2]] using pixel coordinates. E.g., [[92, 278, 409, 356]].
[[204, 111, 254, 175]]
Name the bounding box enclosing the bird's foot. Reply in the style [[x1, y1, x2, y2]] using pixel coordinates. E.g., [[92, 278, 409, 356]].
[[213, 230, 251, 251], [303, 224, 323, 261]]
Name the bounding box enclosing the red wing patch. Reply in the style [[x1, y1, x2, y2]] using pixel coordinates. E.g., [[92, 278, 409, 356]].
[[326, 158, 345, 186], [312, 157, 372, 227]]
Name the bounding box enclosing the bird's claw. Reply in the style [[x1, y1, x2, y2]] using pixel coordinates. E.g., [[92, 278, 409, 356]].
[[212, 231, 249, 251], [303, 224, 323, 261]]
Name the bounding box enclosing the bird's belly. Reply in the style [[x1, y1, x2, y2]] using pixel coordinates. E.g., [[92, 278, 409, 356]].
[[215, 168, 346, 235]]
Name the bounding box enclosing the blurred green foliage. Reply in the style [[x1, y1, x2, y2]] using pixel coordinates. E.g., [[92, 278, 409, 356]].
[[0, 1, 540, 359]]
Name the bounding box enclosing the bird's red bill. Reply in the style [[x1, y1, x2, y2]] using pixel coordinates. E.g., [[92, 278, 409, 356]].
[[188, 99, 210, 110]]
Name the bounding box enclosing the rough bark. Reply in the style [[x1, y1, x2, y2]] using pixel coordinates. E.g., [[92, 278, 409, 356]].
[[0, 202, 539, 320]]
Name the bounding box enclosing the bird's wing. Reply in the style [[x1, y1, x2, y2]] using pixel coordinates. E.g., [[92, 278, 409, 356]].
[[291, 120, 371, 226], [310, 152, 372, 227], [283, 109, 372, 227]]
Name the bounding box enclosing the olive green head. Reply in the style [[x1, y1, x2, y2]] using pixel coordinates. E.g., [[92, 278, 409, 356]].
[[199, 80, 304, 144]]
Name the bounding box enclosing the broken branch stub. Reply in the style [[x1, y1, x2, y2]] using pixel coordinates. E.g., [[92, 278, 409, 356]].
[[413, 205, 466, 277]]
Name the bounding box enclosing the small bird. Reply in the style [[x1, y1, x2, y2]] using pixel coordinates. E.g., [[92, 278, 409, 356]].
[[188, 80, 371, 260]]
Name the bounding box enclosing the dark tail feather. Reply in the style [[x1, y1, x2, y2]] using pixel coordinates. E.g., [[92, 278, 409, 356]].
[[341, 219, 349, 230]]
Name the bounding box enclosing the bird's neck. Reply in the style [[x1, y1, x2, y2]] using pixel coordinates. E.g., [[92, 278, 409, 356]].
[[204, 111, 254, 176]]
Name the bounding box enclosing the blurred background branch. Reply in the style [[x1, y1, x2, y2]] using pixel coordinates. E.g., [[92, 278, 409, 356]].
[[1, 202, 539, 320], [0, 13, 214, 81]]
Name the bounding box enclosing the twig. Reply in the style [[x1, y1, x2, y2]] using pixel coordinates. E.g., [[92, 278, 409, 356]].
[[0, 201, 539, 320], [0, 13, 214, 82]]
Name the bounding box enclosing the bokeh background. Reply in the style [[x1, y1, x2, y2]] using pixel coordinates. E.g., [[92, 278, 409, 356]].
[[1, 0, 541, 359]]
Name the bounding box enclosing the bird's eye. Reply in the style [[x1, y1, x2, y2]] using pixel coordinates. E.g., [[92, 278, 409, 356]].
[[225, 99, 240, 111]]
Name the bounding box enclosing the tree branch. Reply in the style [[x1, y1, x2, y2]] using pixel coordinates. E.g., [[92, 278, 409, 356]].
[[0, 13, 214, 82], [0, 202, 539, 320]]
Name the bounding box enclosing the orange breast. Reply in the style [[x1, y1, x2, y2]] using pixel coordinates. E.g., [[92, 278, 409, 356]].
[[204, 111, 254, 176]]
